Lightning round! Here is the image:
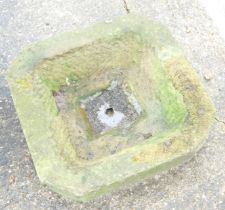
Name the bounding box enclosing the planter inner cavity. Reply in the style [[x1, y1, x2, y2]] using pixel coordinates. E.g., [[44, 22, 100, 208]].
[[45, 32, 187, 162]]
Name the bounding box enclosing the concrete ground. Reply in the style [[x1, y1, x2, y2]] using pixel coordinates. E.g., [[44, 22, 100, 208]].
[[0, 0, 225, 209]]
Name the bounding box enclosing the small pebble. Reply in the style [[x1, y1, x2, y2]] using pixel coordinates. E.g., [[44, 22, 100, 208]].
[[9, 175, 16, 185], [204, 73, 213, 81]]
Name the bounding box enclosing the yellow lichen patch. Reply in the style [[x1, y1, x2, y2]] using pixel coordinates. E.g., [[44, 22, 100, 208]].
[[16, 78, 32, 89], [132, 137, 189, 163], [165, 56, 215, 134]]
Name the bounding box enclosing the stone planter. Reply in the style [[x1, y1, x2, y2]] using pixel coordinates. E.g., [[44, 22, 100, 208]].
[[7, 14, 215, 201]]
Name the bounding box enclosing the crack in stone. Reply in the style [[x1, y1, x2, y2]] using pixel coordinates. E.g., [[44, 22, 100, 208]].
[[215, 117, 225, 125], [122, 0, 130, 14]]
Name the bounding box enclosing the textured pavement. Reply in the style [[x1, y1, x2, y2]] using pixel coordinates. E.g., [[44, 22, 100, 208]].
[[1, 0, 225, 209]]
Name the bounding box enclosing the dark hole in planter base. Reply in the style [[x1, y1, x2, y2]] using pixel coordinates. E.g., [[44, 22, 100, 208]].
[[105, 107, 114, 116]]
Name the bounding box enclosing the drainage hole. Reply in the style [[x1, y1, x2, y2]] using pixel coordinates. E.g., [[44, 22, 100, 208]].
[[105, 108, 114, 116]]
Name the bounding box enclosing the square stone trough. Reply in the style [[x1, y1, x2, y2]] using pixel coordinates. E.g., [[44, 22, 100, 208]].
[[7, 14, 215, 201]]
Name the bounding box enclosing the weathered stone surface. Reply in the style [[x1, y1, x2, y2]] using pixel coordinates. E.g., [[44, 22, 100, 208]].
[[7, 14, 215, 201]]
